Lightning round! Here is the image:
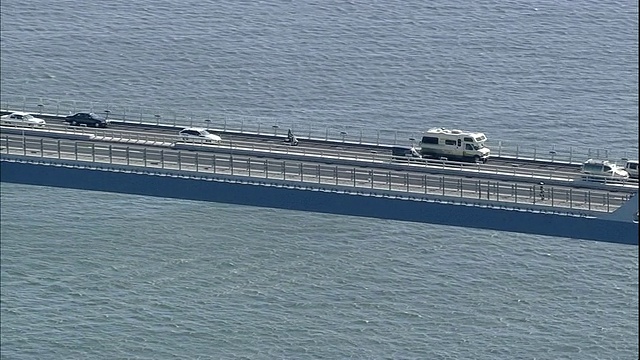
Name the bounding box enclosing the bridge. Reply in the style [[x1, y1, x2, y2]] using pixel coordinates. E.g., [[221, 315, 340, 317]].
[[1, 96, 638, 245]]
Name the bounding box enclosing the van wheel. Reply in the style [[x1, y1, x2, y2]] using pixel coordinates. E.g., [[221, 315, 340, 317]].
[[474, 155, 481, 163], [70, 121, 76, 126], [95, 122, 100, 127]]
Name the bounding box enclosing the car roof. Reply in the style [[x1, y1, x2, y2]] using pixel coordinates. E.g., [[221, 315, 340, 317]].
[[181, 127, 208, 132], [10, 111, 31, 116]]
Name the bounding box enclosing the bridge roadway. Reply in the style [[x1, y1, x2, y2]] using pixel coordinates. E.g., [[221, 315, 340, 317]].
[[2, 112, 590, 172], [2, 119, 638, 194]]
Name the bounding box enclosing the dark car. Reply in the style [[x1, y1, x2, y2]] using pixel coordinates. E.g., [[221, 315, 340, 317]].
[[65, 112, 109, 128]]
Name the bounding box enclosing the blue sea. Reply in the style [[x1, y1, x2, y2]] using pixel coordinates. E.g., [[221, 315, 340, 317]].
[[1, 0, 638, 359]]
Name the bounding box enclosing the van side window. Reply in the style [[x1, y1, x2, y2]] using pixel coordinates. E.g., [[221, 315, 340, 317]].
[[421, 136, 439, 144], [465, 144, 474, 150], [445, 140, 456, 146], [457, 139, 461, 147], [463, 137, 473, 142]]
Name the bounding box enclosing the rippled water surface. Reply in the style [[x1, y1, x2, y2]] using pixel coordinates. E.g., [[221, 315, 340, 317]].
[[1, 0, 638, 358]]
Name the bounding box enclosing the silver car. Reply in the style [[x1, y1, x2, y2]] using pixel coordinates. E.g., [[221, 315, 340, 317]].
[[0, 112, 46, 127]]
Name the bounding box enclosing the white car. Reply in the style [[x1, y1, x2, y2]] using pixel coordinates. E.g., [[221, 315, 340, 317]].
[[0, 112, 46, 127], [178, 127, 222, 143], [580, 159, 629, 182]]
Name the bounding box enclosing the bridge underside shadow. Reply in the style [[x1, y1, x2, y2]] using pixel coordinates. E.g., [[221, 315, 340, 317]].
[[1, 160, 637, 245]]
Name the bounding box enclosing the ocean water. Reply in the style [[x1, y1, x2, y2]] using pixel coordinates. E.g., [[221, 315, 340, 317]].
[[0, 0, 638, 359]]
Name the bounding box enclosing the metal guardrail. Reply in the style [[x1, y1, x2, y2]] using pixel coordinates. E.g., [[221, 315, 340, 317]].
[[1, 93, 637, 164], [1, 135, 631, 214], [2, 122, 639, 189]]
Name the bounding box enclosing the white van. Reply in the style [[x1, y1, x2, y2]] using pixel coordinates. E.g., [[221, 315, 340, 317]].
[[580, 159, 629, 182], [623, 160, 638, 179], [418, 128, 490, 163]]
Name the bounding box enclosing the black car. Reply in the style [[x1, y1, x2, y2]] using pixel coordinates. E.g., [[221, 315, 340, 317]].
[[65, 112, 109, 128]]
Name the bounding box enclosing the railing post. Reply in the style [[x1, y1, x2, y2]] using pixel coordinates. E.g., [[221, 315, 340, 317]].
[[406, 173, 409, 192], [143, 148, 147, 167], [300, 163, 304, 182], [230, 155, 234, 175], [265, 159, 269, 179], [92, 143, 95, 162], [335, 166, 338, 185], [569, 188, 573, 209], [40, 138, 44, 157], [496, 181, 499, 200], [514, 183, 518, 203], [283, 161, 287, 180], [178, 151, 181, 170], [353, 168, 356, 187], [486, 181, 490, 199], [5, 136, 9, 154], [588, 191, 591, 210], [532, 186, 535, 204], [22, 134, 26, 156], [442, 176, 445, 196], [126, 147, 130, 165], [317, 164, 321, 183], [109, 144, 113, 163], [213, 154, 216, 173], [161, 149, 164, 168], [569, 147, 573, 163], [424, 175, 428, 194], [195, 152, 199, 172], [606, 192, 610, 212], [371, 170, 375, 189], [248, 158, 251, 177], [74, 142, 77, 160]]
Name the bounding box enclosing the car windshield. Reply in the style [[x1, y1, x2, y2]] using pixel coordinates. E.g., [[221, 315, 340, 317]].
[[23, 114, 34, 120], [200, 130, 211, 136], [474, 144, 484, 150]]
